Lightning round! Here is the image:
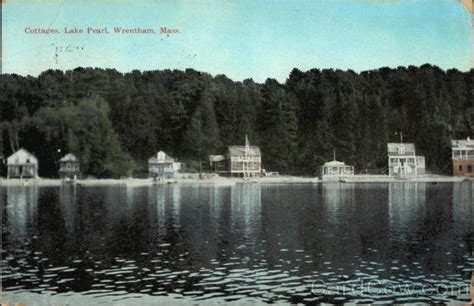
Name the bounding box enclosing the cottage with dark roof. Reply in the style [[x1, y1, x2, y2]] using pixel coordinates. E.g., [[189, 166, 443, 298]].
[[7, 148, 39, 179], [59, 153, 80, 179], [209, 154, 227, 174], [387, 143, 425, 177]]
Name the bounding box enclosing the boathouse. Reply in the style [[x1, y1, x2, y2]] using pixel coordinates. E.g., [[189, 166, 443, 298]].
[[7, 149, 39, 179], [148, 151, 181, 179], [387, 143, 425, 177], [451, 137, 474, 177], [58, 153, 81, 179], [320, 160, 354, 181]]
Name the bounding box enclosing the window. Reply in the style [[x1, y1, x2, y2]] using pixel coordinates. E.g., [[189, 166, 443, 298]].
[[469, 150, 474, 159], [453, 150, 461, 159], [468, 165, 473, 173], [459, 165, 463, 172], [398, 146, 405, 155]]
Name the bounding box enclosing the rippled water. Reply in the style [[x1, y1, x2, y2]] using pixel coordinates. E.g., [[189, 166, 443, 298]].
[[1, 182, 473, 304]]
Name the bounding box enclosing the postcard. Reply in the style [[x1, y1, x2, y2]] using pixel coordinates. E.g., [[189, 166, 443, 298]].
[[1, 0, 473, 305]]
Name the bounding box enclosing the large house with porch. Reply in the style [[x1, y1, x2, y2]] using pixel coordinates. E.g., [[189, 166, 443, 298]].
[[209, 136, 262, 177], [227, 145, 261, 177], [451, 137, 474, 177], [387, 143, 425, 177], [7, 149, 39, 179]]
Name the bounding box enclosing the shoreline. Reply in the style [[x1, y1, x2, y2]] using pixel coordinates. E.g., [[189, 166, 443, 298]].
[[0, 175, 469, 187]]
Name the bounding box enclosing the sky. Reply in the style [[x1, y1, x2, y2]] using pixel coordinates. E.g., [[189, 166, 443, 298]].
[[1, 0, 472, 82]]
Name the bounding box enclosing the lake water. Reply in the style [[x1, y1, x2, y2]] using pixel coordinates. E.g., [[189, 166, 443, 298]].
[[1, 182, 473, 304]]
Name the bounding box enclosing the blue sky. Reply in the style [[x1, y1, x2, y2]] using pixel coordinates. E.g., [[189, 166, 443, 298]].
[[2, 0, 472, 82]]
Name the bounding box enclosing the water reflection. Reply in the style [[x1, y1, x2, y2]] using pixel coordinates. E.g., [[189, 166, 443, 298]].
[[5, 186, 38, 241], [322, 182, 355, 227], [231, 183, 261, 237], [453, 182, 473, 227], [1, 182, 472, 304], [388, 182, 426, 242], [59, 185, 77, 234]]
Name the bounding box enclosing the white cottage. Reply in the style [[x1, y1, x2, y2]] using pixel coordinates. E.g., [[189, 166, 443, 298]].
[[58, 153, 81, 179], [320, 160, 354, 181], [387, 143, 425, 177], [7, 149, 39, 179], [227, 145, 261, 177], [209, 136, 262, 177], [148, 151, 181, 179]]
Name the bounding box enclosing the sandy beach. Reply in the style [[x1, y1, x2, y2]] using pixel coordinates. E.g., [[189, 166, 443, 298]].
[[0, 176, 319, 187], [0, 174, 469, 187]]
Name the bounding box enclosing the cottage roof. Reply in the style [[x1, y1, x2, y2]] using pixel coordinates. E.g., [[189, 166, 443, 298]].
[[323, 160, 347, 167], [7, 148, 38, 165], [228, 146, 261, 157], [387, 143, 416, 156], [59, 153, 79, 162], [452, 138, 474, 149], [148, 151, 175, 163], [209, 155, 226, 162]]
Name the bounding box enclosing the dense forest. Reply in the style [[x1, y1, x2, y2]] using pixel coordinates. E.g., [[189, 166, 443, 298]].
[[1, 65, 473, 178]]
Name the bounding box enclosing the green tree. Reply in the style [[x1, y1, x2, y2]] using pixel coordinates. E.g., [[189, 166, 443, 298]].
[[182, 91, 222, 167], [258, 79, 298, 174]]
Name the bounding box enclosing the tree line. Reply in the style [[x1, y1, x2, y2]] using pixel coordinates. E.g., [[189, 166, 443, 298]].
[[1, 65, 472, 178]]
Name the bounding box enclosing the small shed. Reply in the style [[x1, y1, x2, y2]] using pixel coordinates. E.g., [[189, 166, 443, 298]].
[[58, 153, 81, 179], [148, 151, 181, 179], [209, 155, 227, 173], [7, 149, 39, 179], [320, 160, 354, 181]]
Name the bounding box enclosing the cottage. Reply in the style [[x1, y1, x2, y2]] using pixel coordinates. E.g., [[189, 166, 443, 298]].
[[7, 149, 39, 179], [387, 143, 425, 177], [148, 151, 181, 179], [209, 136, 262, 177], [228, 145, 261, 177], [451, 137, 474, 177], [58, 153, 80, 179], [320, 160, 354, 181]]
